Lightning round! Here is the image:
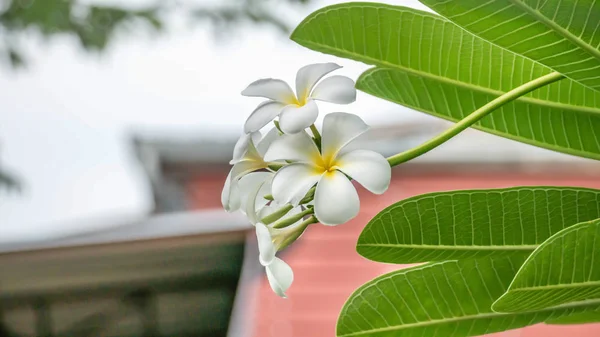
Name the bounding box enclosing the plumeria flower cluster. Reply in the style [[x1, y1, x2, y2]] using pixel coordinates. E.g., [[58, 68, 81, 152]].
[[222, 63, 392, 297]]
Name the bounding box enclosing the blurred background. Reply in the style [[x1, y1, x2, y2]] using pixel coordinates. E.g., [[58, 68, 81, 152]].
[[0, 0, 599, 336]]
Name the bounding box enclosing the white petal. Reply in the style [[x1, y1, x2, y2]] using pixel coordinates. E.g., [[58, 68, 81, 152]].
[[314, 170, 359, 225], [230, 159, 266, 181], [241, 78, 297, 104], [272, 163, 321, 205], [336, 150, 391, 194], [224, 165, 269, 214], [256, 127, 280, 157], [278, 100, 319, 134], [331, 131, 372, 156], [246, 186, 273, 224], [221, 170, 240, 212], [295, 63, 341, 103], [265, 257, 294, 298], [263, 131, 320, 163], [255, 177, 273, 209], [231, 132, 261, 164], [239, 172, 272, 193], [245, 188, 261, 224], [321, 112, 369, 161], [244, 101, 286, 134], [310, 75, 356, 104], [239, 172, 273, 220], [256, 223, 276, 266]]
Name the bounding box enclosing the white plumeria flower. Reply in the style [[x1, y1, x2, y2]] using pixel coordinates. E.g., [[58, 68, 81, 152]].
[[245, 180, 298, 298], [253, 222, 294, 298], [264, 112, 391, 225], [255, 220, 306, 298], [221, 128, 279, 212], [242, 63, 357, 134]]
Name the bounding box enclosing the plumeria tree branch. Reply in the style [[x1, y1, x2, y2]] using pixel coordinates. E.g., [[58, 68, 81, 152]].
[[386, 71, 565, 167]]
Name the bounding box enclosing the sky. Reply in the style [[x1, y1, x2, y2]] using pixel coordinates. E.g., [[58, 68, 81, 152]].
[[0, 0, 581, 243]]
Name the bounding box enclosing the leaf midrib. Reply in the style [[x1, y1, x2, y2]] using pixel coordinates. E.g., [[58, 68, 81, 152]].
[[510, 278, 600, 292], [338, 298, 600, 337], [507, 0, 600, 64], [357, 243, 538, 251], [293, 5, 600, 116]]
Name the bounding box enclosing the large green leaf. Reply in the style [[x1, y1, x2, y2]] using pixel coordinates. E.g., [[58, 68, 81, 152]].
[[337, 256, 600, 337], [358, 68, 600, 160], [419, 0, 600, 92], [291, 3, 600, 160], [357, 187, 600, 264], [546, 310, 600, 325], [493, 219, 600, 313]]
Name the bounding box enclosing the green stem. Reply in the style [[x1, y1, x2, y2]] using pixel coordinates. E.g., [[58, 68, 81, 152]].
[[386, 71, 565, 167], [299, 186, 316, 204], [310, 124, 321, 143], [260, 204, 293, 225], [273, 120, 283, 134], [276, 216, 319, 251], [272, 207, 314, 229], [268, 162, 284, 171]]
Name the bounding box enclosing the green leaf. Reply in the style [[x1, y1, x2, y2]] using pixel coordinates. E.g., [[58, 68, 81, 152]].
[[357, 187, 600, 264], [493, 219, 600, 313], [359, 68, 600, 160], [546, 310, 600, 325], [337, 256, 600, 337], [291, 3, 600, 160], [418, 0, 600, 92]]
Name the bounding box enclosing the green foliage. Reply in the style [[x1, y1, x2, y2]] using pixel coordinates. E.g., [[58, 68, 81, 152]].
[[289, 0, 600, 335], [0, 0, 161, 66], [419, 0, 600, 92], [291, 3, 600, 160], [0, 168, 20, 193], [0, 0, 163, 48], [359, 68, 600, 160], [546, 311, 600, 324], [493, 219, 600, 312], [0, 0, 314, 68], [337, 256, 600, 337], [357, 187, 600, 264]]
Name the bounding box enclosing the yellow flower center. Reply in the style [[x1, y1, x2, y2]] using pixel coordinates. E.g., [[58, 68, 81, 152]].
[[312, 153, 338, 176], [293, 89, 312, 106], [287, 94, 302, 106]]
